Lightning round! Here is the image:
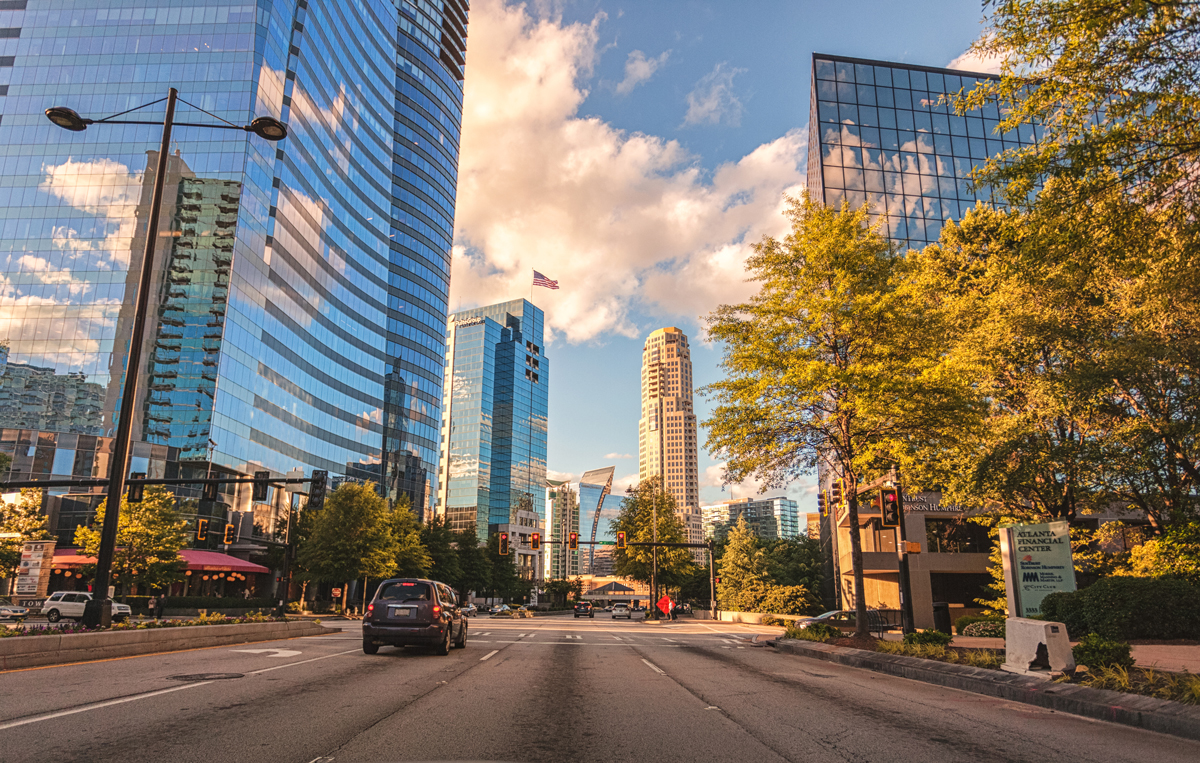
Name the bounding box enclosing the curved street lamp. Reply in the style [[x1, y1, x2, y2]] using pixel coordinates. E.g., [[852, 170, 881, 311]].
[[45, 88, 287, 628]]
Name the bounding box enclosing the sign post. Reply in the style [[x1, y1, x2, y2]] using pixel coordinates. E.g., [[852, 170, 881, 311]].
[[15, 539, 56, 603], [999, 521, 1076, 618]]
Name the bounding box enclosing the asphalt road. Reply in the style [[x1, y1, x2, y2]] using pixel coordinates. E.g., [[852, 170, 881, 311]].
[[2, 614, 1199, 763]]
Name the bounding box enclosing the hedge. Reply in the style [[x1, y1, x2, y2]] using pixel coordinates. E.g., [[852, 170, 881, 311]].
[[120, 595, 276, 612], [1040, 576, 1200, 640]]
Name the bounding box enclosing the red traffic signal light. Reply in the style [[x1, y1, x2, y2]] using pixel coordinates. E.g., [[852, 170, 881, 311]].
[[568, 532, 578, 550], [616, 531, 626, 550], [880, 487, 900, 527], [499, 532, 509, 555], [531, 532, 541, 550]]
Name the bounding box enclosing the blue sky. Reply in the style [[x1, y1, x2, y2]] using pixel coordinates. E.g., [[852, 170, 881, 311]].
[[450, 0, 995, 522]]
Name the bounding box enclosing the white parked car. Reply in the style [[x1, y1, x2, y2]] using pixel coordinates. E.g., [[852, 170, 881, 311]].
[[612, 604, 632, 620], [42, 592, 131, 623]]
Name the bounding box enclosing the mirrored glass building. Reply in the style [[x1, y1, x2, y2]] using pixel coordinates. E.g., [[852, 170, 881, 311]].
[[437, 300, 548, 541], [578, 465, 613, 573], [808, 53, 1038, 251], [0, 0, 468, 543]]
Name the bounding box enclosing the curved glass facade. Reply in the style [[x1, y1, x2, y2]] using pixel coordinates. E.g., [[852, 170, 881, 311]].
[[0, 0, 467, 537]]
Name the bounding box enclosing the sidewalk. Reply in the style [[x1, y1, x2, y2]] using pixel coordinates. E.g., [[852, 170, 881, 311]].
[[880, 633, 1200, 673]]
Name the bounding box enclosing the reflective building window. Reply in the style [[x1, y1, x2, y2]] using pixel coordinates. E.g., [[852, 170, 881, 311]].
[[808, 54, 1036, 252], [0, 1, 468, 540]]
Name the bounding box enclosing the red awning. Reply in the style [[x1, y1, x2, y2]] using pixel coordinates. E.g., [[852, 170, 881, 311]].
[[53, 548, 268, 574]]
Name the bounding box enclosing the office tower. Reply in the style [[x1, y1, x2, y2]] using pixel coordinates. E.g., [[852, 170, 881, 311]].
[[578, 466, 614, 573], [808, 54, 1037, 251], [545, 478, 580, 579], [700, 496, 801, 542], [638, 327, 703, 546], [0, 1, 468, 539], [437, 300, 548, 540]]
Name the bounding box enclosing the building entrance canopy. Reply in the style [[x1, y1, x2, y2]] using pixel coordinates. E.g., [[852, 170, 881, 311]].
[[51, 548, 268, 574]]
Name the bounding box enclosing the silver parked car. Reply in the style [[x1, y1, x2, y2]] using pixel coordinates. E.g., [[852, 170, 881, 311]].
[[611, 604, 632, 620], [0, 597, 29, 622]]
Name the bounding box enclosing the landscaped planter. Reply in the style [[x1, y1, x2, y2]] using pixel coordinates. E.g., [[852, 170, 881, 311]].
[[0, 620, 332, 670]]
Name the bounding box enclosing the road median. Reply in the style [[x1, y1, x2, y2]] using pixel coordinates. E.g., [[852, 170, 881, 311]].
[[0, 620, 335, 670], [774, 637, 1200, 742]]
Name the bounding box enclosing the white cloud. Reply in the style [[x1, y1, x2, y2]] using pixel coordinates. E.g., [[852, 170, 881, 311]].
[[682, 62, 746, 127], [453, 1, 806, 344], [947, 42, 1004, 75], [701, 462, 817, 507], [40, 158, 143, 269], [603, 452, 633, 459], [614, 49, 669, 95], [546, 468, 578, 483]]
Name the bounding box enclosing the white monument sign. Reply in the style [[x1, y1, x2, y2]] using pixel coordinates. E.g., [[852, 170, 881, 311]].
[[999, 521, 1076, 618]]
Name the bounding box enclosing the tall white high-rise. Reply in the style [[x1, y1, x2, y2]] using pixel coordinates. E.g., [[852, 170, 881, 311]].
[[638, 327, 704, 546]]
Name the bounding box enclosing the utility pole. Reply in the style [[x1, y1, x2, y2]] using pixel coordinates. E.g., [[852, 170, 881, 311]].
[[707, 538, 716, 619], [651, 483, 659, 620], [893, 466, 915, 634]]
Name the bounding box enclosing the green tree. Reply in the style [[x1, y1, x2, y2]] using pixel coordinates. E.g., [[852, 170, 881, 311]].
[[0, 489, 52, 590], [391, 497, 432, 579], [74, 486, 188, 596], [763, 535, 823, 595], [542, 577, 581, 606], [959, 1, 1200, 209], [610, 477, 695, 594], [1125, 521, 1200, 582], [717, 517, 772, 612], [704, 194, 970, 637], [454, 528, 492, 601], [296, 482, 397, 610], [420, 515, 461, 589]]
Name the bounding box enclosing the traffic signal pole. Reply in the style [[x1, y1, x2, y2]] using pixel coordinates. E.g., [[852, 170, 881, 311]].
[[893, 469, 916, 634]]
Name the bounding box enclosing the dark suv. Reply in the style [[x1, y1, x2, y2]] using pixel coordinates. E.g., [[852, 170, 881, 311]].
[[574, 601, 593, 618], [362, 579, 466, 655]]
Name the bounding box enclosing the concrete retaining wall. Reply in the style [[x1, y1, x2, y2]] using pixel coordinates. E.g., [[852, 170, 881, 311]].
[[690, 611, 804, 623], [0, 620, 332, 670]]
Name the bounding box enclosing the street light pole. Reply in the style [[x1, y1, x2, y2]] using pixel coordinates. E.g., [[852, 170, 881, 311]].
[[47, 89, 287, 628], [85, 88, 178, 628]]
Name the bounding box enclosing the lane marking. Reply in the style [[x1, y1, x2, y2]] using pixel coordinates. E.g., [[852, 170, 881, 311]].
[[478, 632, 491, 636], [480, 650, 499, 661], [248, 648, 359, 675], [662, 638, 677, 643], [231, 648, 302, 658], [0, 681, 212, 731], [641, 659, 665, 675]]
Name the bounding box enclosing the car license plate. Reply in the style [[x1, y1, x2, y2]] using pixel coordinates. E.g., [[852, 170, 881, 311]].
[[389, 606, 413, 618]]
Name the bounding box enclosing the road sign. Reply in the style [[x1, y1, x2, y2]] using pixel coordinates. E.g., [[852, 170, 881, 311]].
[[332, 588, 342, 597], [657, 594, 674, 616]]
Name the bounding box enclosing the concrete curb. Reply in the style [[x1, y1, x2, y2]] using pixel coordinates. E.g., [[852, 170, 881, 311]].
[[774, 638, 1200, 742], [0, 620, 335, 670]]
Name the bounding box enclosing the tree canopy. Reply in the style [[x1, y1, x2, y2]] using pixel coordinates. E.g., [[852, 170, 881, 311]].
[[74, 486, 187, 594], [297, 483, 397, 607], [0, 489, 52, 583], [610, 476, 696, 590]]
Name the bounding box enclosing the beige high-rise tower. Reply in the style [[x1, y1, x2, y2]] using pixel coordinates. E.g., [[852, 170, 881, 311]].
[[638, 327, 704, 547]]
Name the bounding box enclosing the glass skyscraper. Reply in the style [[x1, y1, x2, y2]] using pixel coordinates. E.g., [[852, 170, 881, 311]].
[[0, 1, 467, 541], [437, 299, 548, 541], [578, 465, 613, 573], [808, 53, 1038, 251], [700, 496, 801, 542]]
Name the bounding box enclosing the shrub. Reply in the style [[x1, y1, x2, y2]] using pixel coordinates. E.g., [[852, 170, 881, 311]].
[[1073, 633, 1134, 670], [1040, 576, 1200, 640], [786, 622, 841, 642], [962, 621, 1006, 638], [903, 630, 953, 647], [955, 614, 1003, 635], [761, 615, 780, 626]]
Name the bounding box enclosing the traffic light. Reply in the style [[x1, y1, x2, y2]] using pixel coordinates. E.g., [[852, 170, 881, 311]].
[[817, 491, 828, 517], [309, 470, 327, 511], [202, 480, 218, 502], [616, 531, 627, 550], [499, 532, 509, 555], [831, 479, 843, 506], [871, 489, 883, 512], [128, 473, 145, 502], [880, 487, 900, 527], [253, 470, 270, 502], [196, 518, 209, 542], [568, 532, 578, 550], [530, 532, 540, 550], [223, 523, 235, 544]]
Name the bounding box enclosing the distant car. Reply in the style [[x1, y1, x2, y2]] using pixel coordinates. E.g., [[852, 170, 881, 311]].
[[574, 602, 594, 618], [489, 604, 510, 615], [0, 597, 29, 622], [611, 604, 631, 620], [460, 603, 478, 617], [792, 610, 858, 633], [362, 578, 466, 655], [603, 605, 613, 612], [42, 592, 131, 623]]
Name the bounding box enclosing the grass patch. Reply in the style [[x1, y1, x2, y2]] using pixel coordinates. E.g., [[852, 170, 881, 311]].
[[875, 639, 1004, 669], [1062, 665, 1200, 706]]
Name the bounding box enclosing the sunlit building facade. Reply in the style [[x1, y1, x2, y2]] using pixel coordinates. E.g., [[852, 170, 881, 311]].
[[578, 466, 614, 573], [808, 53, 1037, 251], [0, 1, 468, 543], [545, 478, 579, 579], [701, 496, 801, 542], [638, 328, 703, 547], [437, 300, 548, 541]]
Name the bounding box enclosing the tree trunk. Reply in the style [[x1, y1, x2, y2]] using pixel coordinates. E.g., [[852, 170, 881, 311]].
[[845, 483, 870, 639], [341, 582, 348, 612]]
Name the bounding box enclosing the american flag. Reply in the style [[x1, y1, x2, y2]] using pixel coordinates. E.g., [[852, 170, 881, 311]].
[[533, 270, 560, 290]]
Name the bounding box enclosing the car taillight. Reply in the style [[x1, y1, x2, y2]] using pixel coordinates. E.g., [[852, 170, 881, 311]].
[[367, 603, 374, 612], [432, 605, 441, 618]]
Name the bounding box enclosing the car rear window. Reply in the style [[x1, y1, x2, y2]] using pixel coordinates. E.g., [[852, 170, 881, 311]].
[[378, 582, 431, 602]]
